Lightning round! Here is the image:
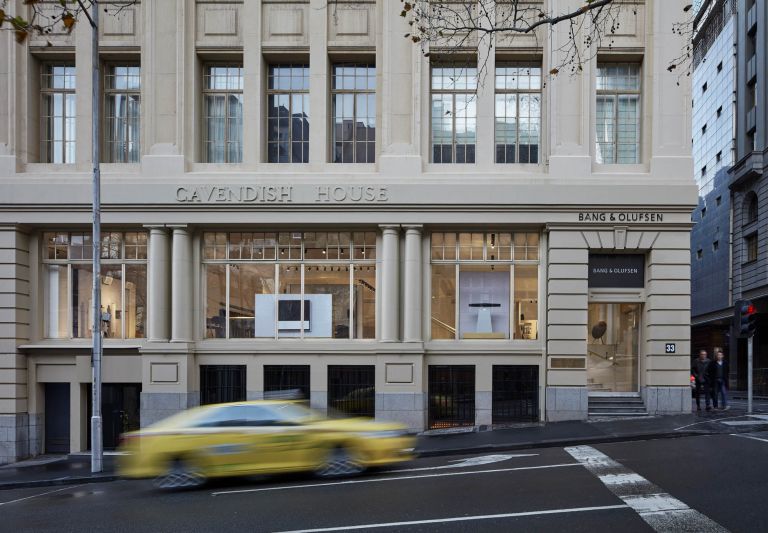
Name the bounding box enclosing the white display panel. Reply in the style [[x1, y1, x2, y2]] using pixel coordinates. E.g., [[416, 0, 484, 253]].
[[254, 294, 333, 338]]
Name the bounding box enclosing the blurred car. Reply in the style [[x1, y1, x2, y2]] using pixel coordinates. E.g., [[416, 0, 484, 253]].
[[117, 400, 415, 489]]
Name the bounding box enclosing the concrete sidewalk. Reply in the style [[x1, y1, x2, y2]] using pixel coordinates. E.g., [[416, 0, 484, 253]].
[[2, 405, 766, 490]]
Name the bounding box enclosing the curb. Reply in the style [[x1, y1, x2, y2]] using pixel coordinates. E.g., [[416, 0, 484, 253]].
[[415, 430, 707, 458], [0, 474, 119, 491]]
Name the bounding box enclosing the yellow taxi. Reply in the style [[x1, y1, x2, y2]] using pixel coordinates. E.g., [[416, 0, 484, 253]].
[[117, 400, 415, 489]]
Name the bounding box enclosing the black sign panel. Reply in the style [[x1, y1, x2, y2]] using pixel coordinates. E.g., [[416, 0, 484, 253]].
[[588, 254, 645, 288]]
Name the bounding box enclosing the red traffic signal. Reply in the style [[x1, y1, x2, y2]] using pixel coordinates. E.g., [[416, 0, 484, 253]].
[[736, 300, 758, 338]]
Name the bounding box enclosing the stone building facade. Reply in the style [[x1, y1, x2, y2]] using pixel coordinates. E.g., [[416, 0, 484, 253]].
[[0, 0, 696, 464]]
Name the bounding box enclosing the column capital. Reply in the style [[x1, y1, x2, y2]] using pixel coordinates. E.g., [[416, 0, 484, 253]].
[[403, 224, 423, 234], [379, 224, 401, 234]]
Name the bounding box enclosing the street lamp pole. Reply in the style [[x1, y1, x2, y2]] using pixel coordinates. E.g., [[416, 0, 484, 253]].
[[90, 0, 103, 474]]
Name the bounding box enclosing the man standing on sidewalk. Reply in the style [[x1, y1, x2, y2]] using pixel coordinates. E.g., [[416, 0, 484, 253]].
[[711, 350, 729, 410], [692, 349, 713, 412]]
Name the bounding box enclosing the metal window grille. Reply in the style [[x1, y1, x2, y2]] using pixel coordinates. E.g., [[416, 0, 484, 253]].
[[104, 64, 141, 163], [494, 63, 542, 164], [431, 65, 477, 163], [41, 64, 76, 163], [428, 365, 475, 429], [267, 64, 310, 163], [200, 365, 247, 405], [332, 64, 376, 163], [328, 365, 375, 417], [492, 365, 539, 423], [264, 365, 310, 400], [202, 65, 243, 163], [596, 63, 641, 164]]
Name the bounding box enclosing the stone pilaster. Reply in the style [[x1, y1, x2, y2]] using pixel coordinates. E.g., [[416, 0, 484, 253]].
[[171, 226, 193, 342], [403, 225, 423, 342], [379, 225, 400, 342], [146, 226, 171, 342]]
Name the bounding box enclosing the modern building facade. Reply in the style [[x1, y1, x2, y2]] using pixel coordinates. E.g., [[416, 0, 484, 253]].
[[0, 0, 696, 464], [690, 0, 737, 373], [730, 0, 768, 392]]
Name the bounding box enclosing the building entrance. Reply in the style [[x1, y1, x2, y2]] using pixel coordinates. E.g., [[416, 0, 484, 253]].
[[587, 303, 641, 393], [44, 383, 70, 453]]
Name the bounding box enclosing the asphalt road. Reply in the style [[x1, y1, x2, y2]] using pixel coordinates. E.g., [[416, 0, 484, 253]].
[[2, 431, 767, 533]]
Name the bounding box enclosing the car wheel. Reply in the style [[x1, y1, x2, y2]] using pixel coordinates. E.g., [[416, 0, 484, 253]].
[[153, 458, 206, 490], [315, 447, 365, 478]]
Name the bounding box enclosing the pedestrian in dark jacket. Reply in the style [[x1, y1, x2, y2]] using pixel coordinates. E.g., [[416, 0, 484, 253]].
[[711, 350, 729, 410], [692, 349, 713, 411]]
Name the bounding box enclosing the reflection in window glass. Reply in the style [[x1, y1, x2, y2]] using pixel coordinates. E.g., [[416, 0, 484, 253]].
[[267, 64, 310, 163], [431, 264, 456, 340], [230, 264, 275, 338], [305, 265, 350, 338], [514, 265, 538, 340], [205, 264, 226, 339], [595, 63, 641, 164], [332, 64, 376, 163], [587, 303, 640, 392], [104, 65, 141, 163], [41, 64, 76, 163], [353, 265, 376, 339], [431, 65, 477, 163], [125, 265, 147, 339], [495, 64, 542, 163]]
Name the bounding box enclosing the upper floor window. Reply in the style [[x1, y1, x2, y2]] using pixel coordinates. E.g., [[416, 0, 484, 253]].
[[595, 62, 641, 164], [430, 232, 540, 341], [495, 63, 542, 164], [104, 65, 140, 163], [202, 65, 243, 163], [203, 231, 376, 340], [745, 233, 758, 263], [745, 192, 758, 225], [43, 231, 147, 339], [267, 65, 309, 163], [431, 65, 477, 163], [332, 64, 376, 163], [41, 64, 76, 163]]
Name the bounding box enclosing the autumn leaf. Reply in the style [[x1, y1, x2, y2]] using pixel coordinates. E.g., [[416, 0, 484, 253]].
[[0, 10, 5, 28], [550, 68, 559, 75], [62, 12, 76, 33], [15, 30, 28, 44]]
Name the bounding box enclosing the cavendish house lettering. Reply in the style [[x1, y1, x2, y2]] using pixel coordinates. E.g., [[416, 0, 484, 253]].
[[176, 186, 293, 203], [175, 185, 389, 203], [578, 212, 664, 223]]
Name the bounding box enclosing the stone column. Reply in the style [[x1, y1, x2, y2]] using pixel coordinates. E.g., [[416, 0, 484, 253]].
[[171, 226, 194, 342], [379, 225, 400, 342], [403, 225, 423, 342], [308, 0, 329, 164], [146, 226, 171, 341]]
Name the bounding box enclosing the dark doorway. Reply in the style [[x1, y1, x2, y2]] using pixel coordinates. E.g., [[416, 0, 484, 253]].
[[200, 365, 247, 405], [428, 365, 475, 429], [87, 383, 141, 450], [328, 365, 375, 417], [44, 383, 70, 454], [492, 365, 539, 423], [264, 365, 310, 400]]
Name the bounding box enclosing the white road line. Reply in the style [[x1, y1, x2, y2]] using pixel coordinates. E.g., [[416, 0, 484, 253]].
[[732, 433, 768, 444], [565, 446, 729, 533], [273, 504, 629, 532], [211, 463, 579, 497], [388, 453, 538, 473], [0, 484, 82, 507], [721, 420, 768, 426]]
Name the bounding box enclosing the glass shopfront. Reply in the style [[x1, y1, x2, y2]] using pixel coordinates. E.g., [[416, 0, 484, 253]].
[[586, 303, 641, 393], [43, 231, 147, 339], [204, 231, 376, 339], [430, 232, 540, 340]]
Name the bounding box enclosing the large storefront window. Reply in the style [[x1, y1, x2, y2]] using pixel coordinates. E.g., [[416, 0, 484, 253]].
[[204, 232, 376, 339], [430, 232, 539, 340], [587, 303, 640, 392], [43, 231, 147, 339]]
